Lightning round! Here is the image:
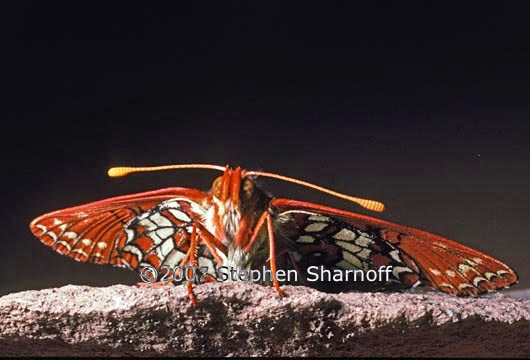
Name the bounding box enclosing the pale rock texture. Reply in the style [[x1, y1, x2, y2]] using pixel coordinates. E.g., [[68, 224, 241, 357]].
[[0, 282, 529, 357]]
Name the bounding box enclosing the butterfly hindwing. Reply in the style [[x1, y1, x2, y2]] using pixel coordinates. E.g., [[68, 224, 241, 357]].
[[273, 209, 421, 292], [120, 198, 220, 282], [272, 199, 518, 295]]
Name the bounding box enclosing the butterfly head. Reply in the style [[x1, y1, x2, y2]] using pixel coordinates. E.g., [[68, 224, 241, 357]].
[[209, 166, 272, 249], [210, 166, 264, 209]]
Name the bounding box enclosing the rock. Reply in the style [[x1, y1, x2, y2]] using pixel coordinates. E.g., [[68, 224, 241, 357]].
[[0, 282, 529, 356]]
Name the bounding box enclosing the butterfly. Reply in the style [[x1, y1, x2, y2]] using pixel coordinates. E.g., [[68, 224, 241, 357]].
[[29, 164, 518, 305]]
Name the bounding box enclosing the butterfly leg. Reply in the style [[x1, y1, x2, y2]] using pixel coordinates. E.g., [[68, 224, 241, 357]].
[[244, 211, 285, 297], [184, 222, 200, 306], [177, 222, 225, 306], [266, 212, 285, 297], [193, 222, 227, 265], [242, 211, 268, 253]]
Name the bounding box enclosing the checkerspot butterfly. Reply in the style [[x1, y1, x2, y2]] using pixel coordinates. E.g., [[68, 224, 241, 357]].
[[30, 164, 518, 305]]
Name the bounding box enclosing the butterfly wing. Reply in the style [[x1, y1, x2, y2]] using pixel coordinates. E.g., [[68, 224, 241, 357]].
[[271, 199, 518, 296], [29, 188, 208, 268]]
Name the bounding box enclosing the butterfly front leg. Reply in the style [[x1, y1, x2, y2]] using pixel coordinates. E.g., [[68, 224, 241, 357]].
[[245, 210, 285, 297]]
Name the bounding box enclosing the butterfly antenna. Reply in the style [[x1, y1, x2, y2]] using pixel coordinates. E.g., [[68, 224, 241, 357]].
[[108, 164, 385, 212], [108, 164, 226, 177], [246, 170, 386, 212]]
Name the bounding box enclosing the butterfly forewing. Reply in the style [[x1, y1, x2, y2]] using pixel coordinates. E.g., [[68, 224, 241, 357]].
[[271, 199, 518, 295]]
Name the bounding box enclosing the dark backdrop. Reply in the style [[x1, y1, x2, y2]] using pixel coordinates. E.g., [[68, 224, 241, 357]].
[[2, 2, 529, 295]]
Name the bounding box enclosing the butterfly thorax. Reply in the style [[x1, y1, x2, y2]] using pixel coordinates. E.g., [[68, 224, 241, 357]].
[[205, 167, 273, 271]]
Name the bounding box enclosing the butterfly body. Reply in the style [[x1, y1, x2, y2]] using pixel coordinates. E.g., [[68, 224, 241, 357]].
[[30, 164, 518, 303]]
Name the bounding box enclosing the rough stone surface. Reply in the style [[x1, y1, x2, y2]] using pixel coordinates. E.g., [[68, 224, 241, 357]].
[[0, 283, 529, 357]]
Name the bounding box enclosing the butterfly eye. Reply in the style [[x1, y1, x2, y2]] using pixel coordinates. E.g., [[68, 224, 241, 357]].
[[241, 179, 255, 200], [211, 176, 224, 198]]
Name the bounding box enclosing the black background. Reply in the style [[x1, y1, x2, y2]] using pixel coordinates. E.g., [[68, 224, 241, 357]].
[[2, 2, 529, 295]]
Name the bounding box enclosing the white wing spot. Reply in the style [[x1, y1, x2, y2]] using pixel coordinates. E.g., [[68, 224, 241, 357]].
[[148, 233, 164, 245], [430, 268, 442, 276], [485, 272, 497, 280], [72, 249, 88, 258], [308, 214, 332, 222], [124, 228, 135, 244], [389, 250, 402, 263], [439, 282, 455, 289], [336, 240, 362, 254], [296, 235, 315, 244], [139, 262, 154, 269], [446, 270, 456, 277], [333, 228, 357, 241], [342, 252, 363, 269], [155, 228, 174, 240], [164, 250, 186, 267], [43, 231, 58, 242], [156, 238, 175, 259], [472, 257, 483, 264], [35, 224, 47, 234], [393, 266, 414, 279], [64, 231, 78, 240], [123, 245, 143, 262], [457, 263, 473, 275], [473, 276, 487, 287], [458, 283, 475, 291], [150, 213, 174, 228], [56, 240, 72, 251], [356, 248, 371, 260], [335, 259, 360, 271], [168, 209, 192, 223], [304, 222, 328, 232], [81, 239, 92, 246], [354, 235, 374, 247], [97, 242, 108, 249]]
